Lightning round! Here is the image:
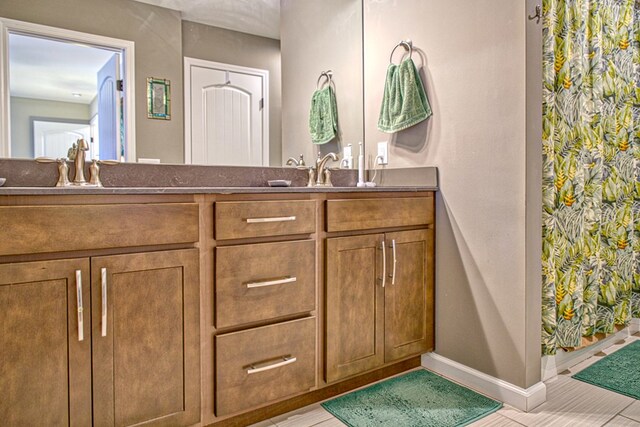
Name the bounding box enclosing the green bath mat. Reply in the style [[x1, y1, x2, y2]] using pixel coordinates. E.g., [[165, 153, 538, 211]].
[[321, 369, 502, 427], [572, 340, 640, 399]]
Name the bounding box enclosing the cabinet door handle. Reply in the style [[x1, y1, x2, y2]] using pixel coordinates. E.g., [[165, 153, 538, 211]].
[[245, 216, 296, 224], [101, 267, 107, 337], [380, 240, 386, 288], [75, 270, 84, 342], [390, 239, 397, 285], [247, 356, 297, 374], [246, 276, 297, 289]]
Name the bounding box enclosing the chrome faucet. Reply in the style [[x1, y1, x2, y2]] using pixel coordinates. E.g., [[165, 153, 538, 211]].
[[315, 151, 339, 186], [35, 138, 118, 187], [73, 138, 90, 185], [286, 154, 306, 168]]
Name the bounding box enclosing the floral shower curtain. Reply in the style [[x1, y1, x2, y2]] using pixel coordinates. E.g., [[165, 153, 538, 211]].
[[541, 0, 640, 355]]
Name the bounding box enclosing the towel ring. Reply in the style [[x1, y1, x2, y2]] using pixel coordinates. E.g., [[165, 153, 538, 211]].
[[389, 40, 413, 64], [316, 70, 333, 90]]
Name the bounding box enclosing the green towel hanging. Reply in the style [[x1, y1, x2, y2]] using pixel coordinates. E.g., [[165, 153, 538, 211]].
[[378, 58, 432, 133], [309, 85, 338, 144]]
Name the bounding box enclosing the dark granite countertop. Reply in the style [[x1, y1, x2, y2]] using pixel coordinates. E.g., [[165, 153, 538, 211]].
[[0, 159, 438, 195], [0, 185, 437, 195]]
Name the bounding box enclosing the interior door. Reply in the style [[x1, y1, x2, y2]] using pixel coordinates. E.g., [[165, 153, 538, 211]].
[[97, 53, 121, 161], [189, 63, 266, 166], [384, 229, 434, 362], [0, 259, 92, 426], [91, 249, 200, 427]]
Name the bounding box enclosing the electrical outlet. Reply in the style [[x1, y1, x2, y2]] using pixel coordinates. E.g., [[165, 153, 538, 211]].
[[377, 141, 388, 165]]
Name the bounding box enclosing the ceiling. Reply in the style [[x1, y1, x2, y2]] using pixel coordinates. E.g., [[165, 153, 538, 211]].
[[133, 0, 281, 40], [9, 34, 117, 104], [8, 0, 280, 105]]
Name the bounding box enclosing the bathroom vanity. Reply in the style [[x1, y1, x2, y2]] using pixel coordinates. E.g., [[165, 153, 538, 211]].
[[0, 185, 435, 426]]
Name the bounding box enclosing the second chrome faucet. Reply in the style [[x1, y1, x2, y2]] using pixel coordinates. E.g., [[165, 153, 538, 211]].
[[309, 151, 338, 187]]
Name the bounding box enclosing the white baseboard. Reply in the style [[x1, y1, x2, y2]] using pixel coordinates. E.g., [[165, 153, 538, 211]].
[[421, 353, 546, 412], [542, 322, 639, 382]]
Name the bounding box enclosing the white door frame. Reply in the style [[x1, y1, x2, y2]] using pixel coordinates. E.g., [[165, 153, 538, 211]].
[[0, 17, 135, 160], [184, 57, 269, 165]]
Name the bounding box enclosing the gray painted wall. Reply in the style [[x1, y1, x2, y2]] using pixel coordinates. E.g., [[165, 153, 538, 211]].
[[363, 0, 534, 388], [10, 97, 90, 158], [182, 21, 282, 166], [281, 0, 363, 166], [0, 0, 184, 163]]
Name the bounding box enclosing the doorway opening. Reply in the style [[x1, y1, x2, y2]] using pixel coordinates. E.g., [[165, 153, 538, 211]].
[[0, 18, 135, 161]]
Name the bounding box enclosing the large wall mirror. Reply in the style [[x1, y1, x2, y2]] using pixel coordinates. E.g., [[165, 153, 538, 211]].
[[0, 0, 364, 167]]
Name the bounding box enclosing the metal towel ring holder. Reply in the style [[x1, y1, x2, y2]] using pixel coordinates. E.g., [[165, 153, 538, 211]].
[[389, 40, 413, 64], [316, 70, 333, 90]]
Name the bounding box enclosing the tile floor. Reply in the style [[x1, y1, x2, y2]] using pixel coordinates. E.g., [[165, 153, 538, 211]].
[[251, 333, 640, 427]]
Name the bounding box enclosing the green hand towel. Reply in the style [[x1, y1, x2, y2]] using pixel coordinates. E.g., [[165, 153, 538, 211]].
[[378, 58, 432, 133], [309, 85, 338, 144]]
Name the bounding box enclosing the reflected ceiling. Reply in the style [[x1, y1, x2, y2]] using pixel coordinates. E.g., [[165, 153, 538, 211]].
[[133, 0, 281, 39], [9, 34, 115, 104]]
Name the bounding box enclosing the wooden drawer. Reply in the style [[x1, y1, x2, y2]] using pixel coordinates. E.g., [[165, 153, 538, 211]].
[[0, 203, 199, 256], [215, 240, 316, 328], [326, 196, 434, 232], [215, 200, 316, 240], [215, 317, 316, 416]]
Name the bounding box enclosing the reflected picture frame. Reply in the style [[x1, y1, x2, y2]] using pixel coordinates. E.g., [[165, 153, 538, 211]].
[[147, 77, 171, 120]]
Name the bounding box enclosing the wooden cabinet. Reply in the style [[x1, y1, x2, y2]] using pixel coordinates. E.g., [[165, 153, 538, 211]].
[[0, 259, 92, 426], [91, 249, 200, 427], [215, 317, 316, 416], [0, 191, 434, 426], [325, 234, 385, 382], [0, 196, 201, 426], [215, 240, 316, 328], [0, 250, 199, 427], [325, 197, 435, 383], [383, 229, 434, 362], [213, 199, 318, 418]]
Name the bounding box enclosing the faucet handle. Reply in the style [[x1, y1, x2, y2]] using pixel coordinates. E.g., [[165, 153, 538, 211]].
[[88, 159, 119, 187], [35, 156, 57, 163], [36, 157, 70, 186]]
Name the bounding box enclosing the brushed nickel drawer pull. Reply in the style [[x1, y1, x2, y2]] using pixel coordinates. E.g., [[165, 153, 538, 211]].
[[380, 240, 386, 288], [245, 216, 296, 224], [75, 270, 84, 342], [390, 239, 397, 285], [101, 267, 107, 337], [246, 276, 297, 289], [247, 356, 297, 374]]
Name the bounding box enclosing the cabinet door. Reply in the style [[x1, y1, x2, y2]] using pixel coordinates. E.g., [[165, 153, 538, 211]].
[[0, 259, 91, 426], [91, 249, 200, 427], [384, 229, 434, 362], [326, 234, 385, 383]]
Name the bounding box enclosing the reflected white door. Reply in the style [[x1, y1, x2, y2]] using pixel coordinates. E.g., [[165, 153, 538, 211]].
[[33, 121, 90, 158], [97, 53, 121, 161], [186, 60, 267, 166]]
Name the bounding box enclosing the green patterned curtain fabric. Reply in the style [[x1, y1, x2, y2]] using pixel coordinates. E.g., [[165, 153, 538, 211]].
[[542, 0, 640, 356]]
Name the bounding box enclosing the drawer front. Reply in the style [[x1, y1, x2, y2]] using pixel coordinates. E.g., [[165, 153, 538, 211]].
[[216, 240, 316, 328], [215, 200, 316, 240], [326, 196, 434, 232], [215, 317, 316, 416], [0, 203, 199, 256]]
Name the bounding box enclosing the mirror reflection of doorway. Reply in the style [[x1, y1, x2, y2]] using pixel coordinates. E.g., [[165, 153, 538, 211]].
[[0, 18, 135, 161], [8, 33, 121, 160]]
